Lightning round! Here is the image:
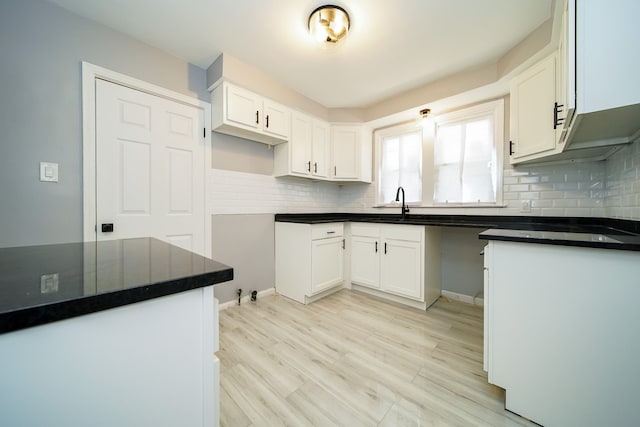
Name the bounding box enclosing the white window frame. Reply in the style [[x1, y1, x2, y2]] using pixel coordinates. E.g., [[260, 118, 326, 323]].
[[431, 99, 504, 207], [375, 122, 426, 206], [374, 99, 504, 208]]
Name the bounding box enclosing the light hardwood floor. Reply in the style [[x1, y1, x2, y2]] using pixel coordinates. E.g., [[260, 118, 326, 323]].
[[218, 290, 535, 427]]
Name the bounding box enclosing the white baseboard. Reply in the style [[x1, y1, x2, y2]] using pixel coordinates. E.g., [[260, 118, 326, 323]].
[[441, 290, 484, 307], [218, 287, 275, 311]]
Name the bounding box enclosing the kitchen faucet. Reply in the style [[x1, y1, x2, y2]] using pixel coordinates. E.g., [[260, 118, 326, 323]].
[[395, 186, 410, 219]]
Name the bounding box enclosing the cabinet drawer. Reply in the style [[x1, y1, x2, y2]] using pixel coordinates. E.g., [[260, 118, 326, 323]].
[[383, 225, 423, 242], [351, 224, 380, 238], [311, 223, 344, 240]]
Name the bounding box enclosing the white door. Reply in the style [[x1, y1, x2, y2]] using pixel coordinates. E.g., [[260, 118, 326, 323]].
[[225, 83, 261, 130], [290, 112, 312, 175], [262, 99, 290, 139], [351, 235, 380, 288], [380, 238, 423, 300], [311, 237, 344, 295], [312, 119, 330, 178], [331, 125, 360, 179], [95, 79, 206, 255]]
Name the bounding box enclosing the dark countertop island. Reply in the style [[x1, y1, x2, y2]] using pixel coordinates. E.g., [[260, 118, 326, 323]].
[[0, 237, 233, 334], [275, 213, 640, 251]]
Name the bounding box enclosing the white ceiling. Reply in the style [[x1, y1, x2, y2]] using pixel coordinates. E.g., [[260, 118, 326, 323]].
[[44, 0, 551, 108]]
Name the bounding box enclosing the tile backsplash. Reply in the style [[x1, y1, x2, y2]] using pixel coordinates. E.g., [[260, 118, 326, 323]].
[[606, 140, 640, 220], [209, 139, 640, 220]]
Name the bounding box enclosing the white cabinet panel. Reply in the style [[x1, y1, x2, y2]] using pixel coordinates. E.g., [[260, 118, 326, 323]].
[[275, 222, 344, 304], [351, 235, 380, 288], [262, 99, 290, 139], [226, 84, 261, 130], [509, 53, 558, 162], [484, 240, 640, 426], [311, 236, 344, 294], [211, 81, 290, 145], [380, 237, 422, 300], [331, 125, 360, 179], [349, 223, 437, 307]]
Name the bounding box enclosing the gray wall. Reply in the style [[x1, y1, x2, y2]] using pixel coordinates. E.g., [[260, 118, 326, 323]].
[[211, 214, 275, 303], [440, 227, 487, 298], [0, 0, 209, 248]]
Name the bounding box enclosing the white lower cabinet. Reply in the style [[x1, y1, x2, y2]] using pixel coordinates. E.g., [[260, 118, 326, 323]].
[[311, 235, 344, 294], [483, 240, 640, 427], [349, 223, 441, 309], [275, 222, 344, 304]]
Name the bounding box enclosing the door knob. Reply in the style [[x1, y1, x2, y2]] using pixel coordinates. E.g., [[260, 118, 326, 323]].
[[101, 223, 114, 233]]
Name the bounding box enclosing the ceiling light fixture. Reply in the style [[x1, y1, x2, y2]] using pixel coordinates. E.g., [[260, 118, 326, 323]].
[[308, 5, 350, 47], [419, 108, 431, 119]]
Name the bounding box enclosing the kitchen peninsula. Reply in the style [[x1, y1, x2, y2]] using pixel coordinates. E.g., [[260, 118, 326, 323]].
[[0, 237, 233, 427]]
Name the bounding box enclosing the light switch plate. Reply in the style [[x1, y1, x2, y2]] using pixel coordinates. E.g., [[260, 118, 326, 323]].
[[40, 162, 59, 182]]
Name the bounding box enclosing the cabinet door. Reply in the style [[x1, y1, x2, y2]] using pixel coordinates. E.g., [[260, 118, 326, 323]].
[[262, 99, 290, 139], [311, 236, 343, 295], [380, 238, 423, 300], [509, 53, 557, 161], [312, 120, 330, 178], [351, 236, 380, 288], [331, 125, 360, 179], [225, 84, 261, 130], [290, 112, 312, 175]]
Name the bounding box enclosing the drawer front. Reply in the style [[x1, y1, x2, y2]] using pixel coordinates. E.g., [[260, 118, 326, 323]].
[[311, 223, 344, 240], [350, 223, 380, 238], [382, 224, 424, 242]]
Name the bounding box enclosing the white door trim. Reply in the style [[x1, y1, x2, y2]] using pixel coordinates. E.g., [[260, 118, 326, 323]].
[[82, 62, 212, 257]]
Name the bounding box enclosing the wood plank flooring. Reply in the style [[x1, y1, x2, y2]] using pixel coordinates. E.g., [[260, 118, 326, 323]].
[[218, 290, 535, 427]]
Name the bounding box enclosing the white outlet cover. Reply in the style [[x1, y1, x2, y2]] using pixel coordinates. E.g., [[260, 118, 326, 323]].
[[40, 162, 59, 182]]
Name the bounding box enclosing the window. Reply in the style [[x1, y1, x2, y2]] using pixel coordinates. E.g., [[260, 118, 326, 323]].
[[377, 124, 422, 204], [376, 99, 504, 207], [434, 108, 500, 204]]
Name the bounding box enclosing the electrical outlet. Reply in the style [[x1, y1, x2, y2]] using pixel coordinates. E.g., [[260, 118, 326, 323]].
[[520, 200, 531, 213], [40, 273, 59, 294]]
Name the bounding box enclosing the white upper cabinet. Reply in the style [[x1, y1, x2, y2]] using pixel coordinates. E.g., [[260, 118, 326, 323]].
[[509, 0, 640, 165], [509, 53, 559, 162], [274, 112, 330, 179], [330, 124, 372, 182], [211, 81, 290, 145], [262, 99, 290, 139], [275, 120, 371, 183], [563, 0, 640, 145]]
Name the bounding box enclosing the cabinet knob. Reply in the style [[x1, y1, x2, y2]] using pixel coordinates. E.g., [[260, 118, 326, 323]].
[[307, 161, 311, 172], [266, 114, 270, 128], [375, 241, 378, 253], [255, 110, 259, 124]]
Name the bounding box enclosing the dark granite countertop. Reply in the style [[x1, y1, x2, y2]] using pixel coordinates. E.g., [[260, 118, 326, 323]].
[[275, 213, 640, 251], [0, 238, 233, 334]]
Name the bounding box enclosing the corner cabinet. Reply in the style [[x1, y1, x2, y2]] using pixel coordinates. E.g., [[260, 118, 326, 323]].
[[349, 223, 441, 310], [211, 81, 290, 145], [275, 222, 344, 304]]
